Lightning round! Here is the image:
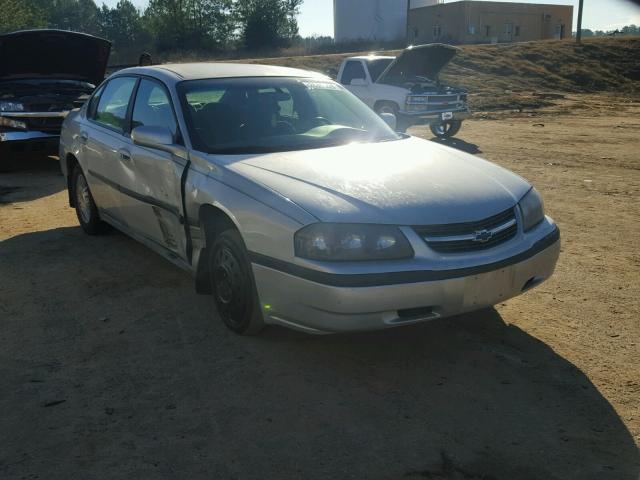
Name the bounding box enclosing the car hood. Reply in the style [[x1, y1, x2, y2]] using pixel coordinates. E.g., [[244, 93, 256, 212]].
[[226, 137, 531, 225], [378, 43, 459, 84], [0, 29, 111, 86]]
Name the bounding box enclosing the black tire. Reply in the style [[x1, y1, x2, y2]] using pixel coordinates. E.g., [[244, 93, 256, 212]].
[[0, 152, 18, 173], [72, 166, 108, 235], [208, 229, 265, 335], [430, 120, 462, 138]]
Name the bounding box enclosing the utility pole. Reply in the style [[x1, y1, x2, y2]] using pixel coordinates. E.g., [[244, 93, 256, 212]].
[[576, 0, 584, 43], [406, 0, 411, 45]]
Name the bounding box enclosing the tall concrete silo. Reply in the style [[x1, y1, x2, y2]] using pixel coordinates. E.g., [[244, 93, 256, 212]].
[[333, 0, 440, 43]]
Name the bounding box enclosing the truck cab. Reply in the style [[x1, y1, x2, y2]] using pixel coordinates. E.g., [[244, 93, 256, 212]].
[[336, 44, 470, 137]]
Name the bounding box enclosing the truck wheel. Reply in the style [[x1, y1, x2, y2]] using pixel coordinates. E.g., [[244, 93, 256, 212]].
[[374, 101, 398, 117], [374, 102, 410, 133], [209, 229, 265, 335], [72, 166, 108, 235], [430, 120, 462, 138]]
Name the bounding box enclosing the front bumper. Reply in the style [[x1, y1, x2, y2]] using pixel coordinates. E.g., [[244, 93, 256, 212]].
[[399, 108, 471, 125], [0, 130, 60, 155], [251, 228, 560, 334]]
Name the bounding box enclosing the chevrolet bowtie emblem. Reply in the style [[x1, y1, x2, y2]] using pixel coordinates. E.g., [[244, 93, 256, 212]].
[[473, 229, 493, 243]]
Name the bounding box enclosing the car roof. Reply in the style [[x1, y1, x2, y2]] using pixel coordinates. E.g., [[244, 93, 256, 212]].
[[114, 63, 328, 82]]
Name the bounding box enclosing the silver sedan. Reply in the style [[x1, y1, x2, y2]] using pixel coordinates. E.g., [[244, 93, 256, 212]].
[[59, 63, 560, 335]]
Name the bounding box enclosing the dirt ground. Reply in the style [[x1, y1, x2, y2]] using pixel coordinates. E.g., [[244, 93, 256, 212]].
[[1, 93, 638, 479]]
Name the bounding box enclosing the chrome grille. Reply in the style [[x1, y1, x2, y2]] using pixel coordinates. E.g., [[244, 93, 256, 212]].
[[426, 94, 459, 103], [414, 208, 518, 253]]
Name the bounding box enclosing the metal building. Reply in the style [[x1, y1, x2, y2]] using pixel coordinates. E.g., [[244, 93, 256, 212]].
[[333, 0, 440, 43], [408, 1, 573, 45]]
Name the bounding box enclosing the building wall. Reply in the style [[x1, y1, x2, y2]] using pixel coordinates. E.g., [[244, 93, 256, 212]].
[[334, 0, 410, 42], [408, 1, 573, 45]]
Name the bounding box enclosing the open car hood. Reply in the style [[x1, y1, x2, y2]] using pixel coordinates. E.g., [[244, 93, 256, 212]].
[[377, 43, 459, 84], [0, 29, 111, 86]]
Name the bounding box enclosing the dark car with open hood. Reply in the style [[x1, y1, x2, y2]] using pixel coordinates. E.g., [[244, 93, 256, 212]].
[[0, 29, 111, 171]]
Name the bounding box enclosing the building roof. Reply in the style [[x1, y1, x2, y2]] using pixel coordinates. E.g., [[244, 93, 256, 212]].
[[412, 0, 572, 8]]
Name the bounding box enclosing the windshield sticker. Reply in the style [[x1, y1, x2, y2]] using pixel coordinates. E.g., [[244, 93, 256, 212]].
[[301, 80, 341, 91]]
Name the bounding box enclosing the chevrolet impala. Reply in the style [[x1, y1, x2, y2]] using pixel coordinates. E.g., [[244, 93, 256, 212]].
[[59, 63, 560, 335]]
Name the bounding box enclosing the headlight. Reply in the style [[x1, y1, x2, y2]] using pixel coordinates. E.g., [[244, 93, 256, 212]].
[[0, 116, 27, 129], [294, 223, 414, 261], [0, 101, 25, 112], [519, 188, 545, 231]]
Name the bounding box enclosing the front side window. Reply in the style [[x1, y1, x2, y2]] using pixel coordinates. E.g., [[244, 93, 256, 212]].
[[179, 77, 401, 155], [340, 61, 366, 85], [131, 79, 178, 139], [94, 77, 137, 131]]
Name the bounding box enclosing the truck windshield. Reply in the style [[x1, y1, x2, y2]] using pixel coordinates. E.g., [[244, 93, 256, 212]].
[[178, 77, 401, 154], [366, 58, 394, 82]]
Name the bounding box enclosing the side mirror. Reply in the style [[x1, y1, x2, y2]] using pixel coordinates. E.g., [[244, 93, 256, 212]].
[[379, 112, 397, 131], [350, 78, 368, 87], [131, 125, 187, 160]]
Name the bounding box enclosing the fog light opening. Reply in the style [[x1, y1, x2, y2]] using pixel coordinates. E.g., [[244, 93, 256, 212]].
[[392, 306, 441, 324], [522, 276, 543, 292]]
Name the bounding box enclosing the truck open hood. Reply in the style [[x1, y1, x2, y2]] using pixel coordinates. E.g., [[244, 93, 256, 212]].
[[377, 43, 459, 85], [0, 29, 111, 86]]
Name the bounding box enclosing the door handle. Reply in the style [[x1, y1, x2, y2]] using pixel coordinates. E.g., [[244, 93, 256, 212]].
[[79, 132, 88, 144], [118, 149, 131, 161]]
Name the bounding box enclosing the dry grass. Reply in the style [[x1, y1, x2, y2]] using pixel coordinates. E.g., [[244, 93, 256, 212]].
[[209, 37, 640, 111]]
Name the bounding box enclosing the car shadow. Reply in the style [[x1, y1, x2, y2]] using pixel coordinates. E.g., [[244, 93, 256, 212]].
[[0, 156, 64, 204], [0, 227, 637, 479], [429, 136, 483, 154]]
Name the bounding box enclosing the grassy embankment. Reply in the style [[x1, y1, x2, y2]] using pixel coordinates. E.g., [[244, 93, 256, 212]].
[[218, 37, 640, 111]]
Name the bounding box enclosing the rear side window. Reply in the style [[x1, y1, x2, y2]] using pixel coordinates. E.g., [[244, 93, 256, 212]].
[[131, 79, 178, 140], [340, 61, 366, 85], [94, 77, 137, 132]]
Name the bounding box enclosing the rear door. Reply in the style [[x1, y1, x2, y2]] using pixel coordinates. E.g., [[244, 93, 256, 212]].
[[82, 76, 138, 222], [116, 78, 187, 258]]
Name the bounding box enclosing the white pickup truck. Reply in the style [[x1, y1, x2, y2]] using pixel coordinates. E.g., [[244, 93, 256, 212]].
[[337, 44, 470, 137]]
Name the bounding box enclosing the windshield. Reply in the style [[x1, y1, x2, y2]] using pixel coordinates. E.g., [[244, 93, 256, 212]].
[[366, 58, 394, 82], [178, 77, 400, 154]]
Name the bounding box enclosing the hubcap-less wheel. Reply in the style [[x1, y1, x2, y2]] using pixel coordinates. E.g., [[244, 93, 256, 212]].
[[213, 246, 248, 329], [75, 172, 92, 224], [377, 105, 396, 115]]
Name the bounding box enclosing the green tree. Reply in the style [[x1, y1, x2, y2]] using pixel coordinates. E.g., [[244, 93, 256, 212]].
[[0, 0, 47, 33], [235, 0, 303, 50], [98, 0, 152, 61], [145, 0, 233, 52], [33, 0, 101, 34]]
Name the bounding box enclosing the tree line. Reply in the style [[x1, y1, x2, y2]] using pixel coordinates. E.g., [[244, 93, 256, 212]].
[[0, 0, 304, 62]]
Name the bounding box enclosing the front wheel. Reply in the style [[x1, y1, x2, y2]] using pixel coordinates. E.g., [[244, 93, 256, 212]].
[[430, 120, 462, 138], [72, 166, 108, 235], [209, 230, 265, 335]]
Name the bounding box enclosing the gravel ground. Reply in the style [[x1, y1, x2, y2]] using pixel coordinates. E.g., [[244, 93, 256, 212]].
[[1, 93, 638, 479]]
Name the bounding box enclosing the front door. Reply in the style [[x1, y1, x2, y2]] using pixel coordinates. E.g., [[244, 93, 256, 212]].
[[116, 78, 187, 258]]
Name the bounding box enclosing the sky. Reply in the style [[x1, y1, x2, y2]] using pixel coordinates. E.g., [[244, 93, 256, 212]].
[[105, 0, 640, 37]]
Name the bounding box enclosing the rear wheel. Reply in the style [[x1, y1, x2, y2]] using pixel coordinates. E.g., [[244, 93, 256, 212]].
[[72, 166, 108, 235], [430, 120, 462, 138], [209, 229, 264, 335]]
